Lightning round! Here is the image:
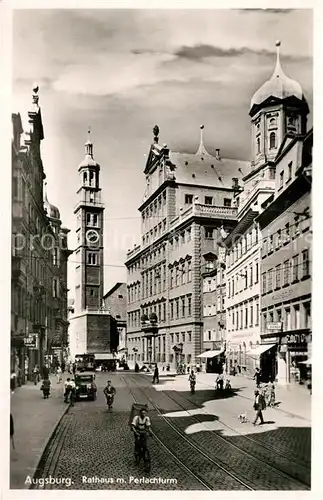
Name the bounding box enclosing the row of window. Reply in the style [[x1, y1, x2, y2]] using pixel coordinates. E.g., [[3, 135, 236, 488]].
[[142, 218, 167, 245], [170, 258, 192, 288], [262, 301, 311, 331], [142, 191, 167, 222], [142, 264, 167, 299], [203, 329, 222, 342], [169, 228, 192, 247], [82, 170, 98, 187], [256, 132, 277, 154], [128, 243, 167, 275], [227, 227, 259, 268], [262, 213, 310, 257], [261, 250, 310, 294], [170, 331, 192, 344], [184, 194, 232, 207], [169, 294, 192, 320], [227, 300, 260, 331], [87, 252, 99, 266], [227, 261, 259, 298]]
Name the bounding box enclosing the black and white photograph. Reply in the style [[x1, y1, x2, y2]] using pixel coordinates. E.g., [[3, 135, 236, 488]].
[[7, 3, 315, 494]]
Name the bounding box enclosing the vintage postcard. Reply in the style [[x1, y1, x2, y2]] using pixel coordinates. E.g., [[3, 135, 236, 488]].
[[3, 1, 318, 498]]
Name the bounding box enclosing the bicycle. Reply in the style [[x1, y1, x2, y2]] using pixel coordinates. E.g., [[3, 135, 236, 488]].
[[64, 388, 75, 406], [134, 433, 151, 473]]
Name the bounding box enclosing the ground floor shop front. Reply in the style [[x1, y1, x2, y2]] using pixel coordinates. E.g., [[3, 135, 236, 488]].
[[262, 329, 312, 386]]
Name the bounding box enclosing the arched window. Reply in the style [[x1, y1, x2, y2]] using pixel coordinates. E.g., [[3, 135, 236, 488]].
[[83, 172, 87, 184], [269, 132, 276, 149], [89, 171, 94, 186], [256, 137, 260, 154]]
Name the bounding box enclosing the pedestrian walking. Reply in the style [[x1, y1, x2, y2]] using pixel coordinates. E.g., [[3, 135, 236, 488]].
[[216, 373, 224, 391], [56, 365, 62, 383], [10, 371, 16, 394], [72, 363, 76, 375], [267, 381, 276, 407], [33, 365, 40, 385], [61, 361, 66, 373], [253, 367, 261, 388], [10, 413, 15, 449], [152, 364, 159, 384], [40, 378, 51, 399], [253, 389, 266, 425], [17, 367, 22, 386]]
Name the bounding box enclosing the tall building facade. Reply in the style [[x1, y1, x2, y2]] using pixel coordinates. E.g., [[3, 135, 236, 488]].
[[11, 86, 70, 381], [125, 126, 247, 369], [68, 134, 116, 359], [200, 244, 227, 372], [225, 41, 310, 381], [258, 129, 312, 385]]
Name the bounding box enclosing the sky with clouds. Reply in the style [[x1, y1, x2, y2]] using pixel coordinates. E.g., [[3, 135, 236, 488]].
[[12, 8, 313, 295]]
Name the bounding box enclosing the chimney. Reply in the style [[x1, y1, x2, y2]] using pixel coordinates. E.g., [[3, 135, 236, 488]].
[[215, 148, 221, 160]]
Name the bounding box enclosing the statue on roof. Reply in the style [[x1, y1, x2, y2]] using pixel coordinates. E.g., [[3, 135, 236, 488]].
[[153, 125, 159, 144]]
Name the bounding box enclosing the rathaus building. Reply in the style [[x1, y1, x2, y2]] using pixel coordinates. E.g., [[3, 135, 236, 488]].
[[125, 126, 248, 369]]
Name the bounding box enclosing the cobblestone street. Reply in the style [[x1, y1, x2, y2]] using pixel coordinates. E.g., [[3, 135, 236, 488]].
[[24, 372, 311, 491]]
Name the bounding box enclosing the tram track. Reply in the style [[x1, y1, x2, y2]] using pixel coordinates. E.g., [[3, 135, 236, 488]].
[[122, 375, 253, 491], [162, 387, 311, 487], [127, 374, 309, 490]]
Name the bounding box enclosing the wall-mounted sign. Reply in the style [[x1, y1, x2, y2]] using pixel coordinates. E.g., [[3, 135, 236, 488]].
[[267, 322, 283, 331], [286, 333, 308, 344]]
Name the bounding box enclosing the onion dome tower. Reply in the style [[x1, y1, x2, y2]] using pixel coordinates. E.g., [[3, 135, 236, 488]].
[[249, 41, 309, 167]]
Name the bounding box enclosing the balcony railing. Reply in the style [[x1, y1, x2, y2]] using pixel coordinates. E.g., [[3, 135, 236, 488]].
[[193, 203, 237, 219], [126, 244, 141, 259]]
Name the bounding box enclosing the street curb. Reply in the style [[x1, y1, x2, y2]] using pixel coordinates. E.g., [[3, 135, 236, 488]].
[[25, 401, 71, 490]]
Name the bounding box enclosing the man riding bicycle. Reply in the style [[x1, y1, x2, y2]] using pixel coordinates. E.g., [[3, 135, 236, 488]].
[[131, 408, 152, 465], [64, 377, 76, 403], [103, 380, 116, 408]]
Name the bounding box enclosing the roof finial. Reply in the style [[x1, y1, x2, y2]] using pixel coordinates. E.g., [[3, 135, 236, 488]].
[[196, 124, 210, 156], [85, 127, 93, 157], [273, 40, 282, 77], [153, 125, 159, 144]]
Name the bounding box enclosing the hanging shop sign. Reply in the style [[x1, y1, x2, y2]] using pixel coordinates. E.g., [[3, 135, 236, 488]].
[[24, 334, 38, 349]]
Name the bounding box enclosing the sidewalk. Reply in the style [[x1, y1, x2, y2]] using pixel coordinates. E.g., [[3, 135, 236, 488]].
[[194, 372, 311, 422], [10, 374, 69, 489], [151, 371, 311, 423]]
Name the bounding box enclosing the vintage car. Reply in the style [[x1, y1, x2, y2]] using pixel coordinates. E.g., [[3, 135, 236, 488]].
[[74, 374, 97, 401]]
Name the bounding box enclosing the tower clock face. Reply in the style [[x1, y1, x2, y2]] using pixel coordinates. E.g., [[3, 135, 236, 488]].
[[86, 229, 99, 244]]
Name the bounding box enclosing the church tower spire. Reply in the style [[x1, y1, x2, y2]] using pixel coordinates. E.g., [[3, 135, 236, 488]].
[[73, 129, 105, 313]]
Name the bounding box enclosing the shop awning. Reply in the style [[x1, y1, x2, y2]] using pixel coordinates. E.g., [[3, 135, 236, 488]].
[[300, 358, 312, 365], [246, 344, 276, 357], [197, 349, 225, 359]]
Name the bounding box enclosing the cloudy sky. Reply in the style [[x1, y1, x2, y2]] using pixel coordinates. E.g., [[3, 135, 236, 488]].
[[12, 8, 313, 294]]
